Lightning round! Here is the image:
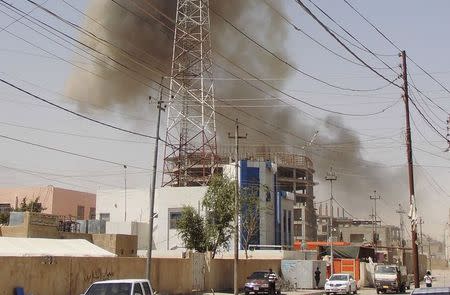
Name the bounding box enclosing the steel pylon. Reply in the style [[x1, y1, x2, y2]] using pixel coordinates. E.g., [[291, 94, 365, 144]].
[[162, 0, 217, 187]]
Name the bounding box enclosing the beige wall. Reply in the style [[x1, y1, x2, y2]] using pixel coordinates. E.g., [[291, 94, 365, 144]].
[[0, 255, 282, 295], [0, 186, 95, 219], [92, 234, 137, 257], [52, 187, 95, 220], [0, 186, 54, 213]]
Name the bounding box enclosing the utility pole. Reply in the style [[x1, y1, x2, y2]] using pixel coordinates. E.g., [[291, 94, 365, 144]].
[[370, 209, 376, 245], [427, 237, 432, 271], [445, 115, 449, 152], [401, 50, 420, 288], [419, 217, 424, 255], [370, 191, 381, 246], [124, 165, 127, 222], [326, 167, 337, 275], [147, 81, 166, 283], [396, 204, 407, 264], [228, 119, 247, 295], [445, 223, 449, 268]]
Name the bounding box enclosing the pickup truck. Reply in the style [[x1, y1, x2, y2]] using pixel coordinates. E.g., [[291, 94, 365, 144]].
[[374, 264, 409, 294], [82, 279, 154, 295]]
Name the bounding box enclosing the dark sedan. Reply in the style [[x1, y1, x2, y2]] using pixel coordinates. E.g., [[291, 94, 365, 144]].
[[244, 270, 281, 295]]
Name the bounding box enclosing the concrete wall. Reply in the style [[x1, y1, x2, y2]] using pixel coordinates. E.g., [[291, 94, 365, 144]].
[[92, 234, 137, 257], [0, 186, 95, 219], [0, 212, 59, 238], [281, 260, 327, 289], [105, 222, 150, 250], [0, 255, 282, 295]]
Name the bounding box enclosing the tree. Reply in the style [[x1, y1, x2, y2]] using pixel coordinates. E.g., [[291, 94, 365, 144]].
[[240, 185, 261, 259], [202, 175, 235, 258], [0, 212, 9, 225], [17, 197, 45, 213], [176, 206, 207, 252], [176, 175, 235, 258], [0, 197, 45, 225]]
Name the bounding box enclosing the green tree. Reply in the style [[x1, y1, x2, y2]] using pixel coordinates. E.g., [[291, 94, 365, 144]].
[[176, 206, 207, 252], [203, 175, 235, 258], [240, 185, 262, 259], [176, 175, 235, 258], [0, 212, 9, 224], [17, 197, 45, 213]]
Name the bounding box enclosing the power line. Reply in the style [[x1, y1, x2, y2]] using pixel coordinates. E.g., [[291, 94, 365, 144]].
[[408, 95, 448, 141], [262, 0, 364, 68], [341, 0, 449, 114], [0, 121, 153, 144], [208, 1, 398, 93], [0, 132, 150, 170], [0, 77, 159, 141], [295, 0, 402, 89], [0, 1, 167, 95], [408, 75, 447, 129], [215, 51, 401, 117]]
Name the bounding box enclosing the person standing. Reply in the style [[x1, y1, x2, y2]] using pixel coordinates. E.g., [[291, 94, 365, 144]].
[[314, 267, 321, 289], [424, 271, 432, 288], [268, 268, 277, 295]]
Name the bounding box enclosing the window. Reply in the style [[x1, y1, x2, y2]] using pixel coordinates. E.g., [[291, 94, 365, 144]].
[[0, 203, 12, 213], [169, 210, 182, 229], [89, 207, 96, 220], [142, 282, 152, 295], [322, 225, 328, 233], [77, 205, 85, 220], [350, 234, 365, 243], [294, 209, 302, 220], [99, 213, 110, 221], [294, 224, 303, 237], [134, 283, 143, 295]]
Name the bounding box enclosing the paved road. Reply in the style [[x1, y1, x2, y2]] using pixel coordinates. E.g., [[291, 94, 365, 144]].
[[204, 269, 450, 295]]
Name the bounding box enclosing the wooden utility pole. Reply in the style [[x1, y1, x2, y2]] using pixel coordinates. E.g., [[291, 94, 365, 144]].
[[401, 50, 420, 288], [228, 119, 247, 295]]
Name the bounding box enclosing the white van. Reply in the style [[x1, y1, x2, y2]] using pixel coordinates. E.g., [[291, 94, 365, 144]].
[[82, 279, 154, 295]]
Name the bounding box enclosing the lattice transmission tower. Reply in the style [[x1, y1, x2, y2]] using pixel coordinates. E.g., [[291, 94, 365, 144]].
[[162, 0, 218, 187]]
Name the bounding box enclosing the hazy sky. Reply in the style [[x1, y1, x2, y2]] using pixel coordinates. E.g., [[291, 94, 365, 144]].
[[0, 0, 449, 238]]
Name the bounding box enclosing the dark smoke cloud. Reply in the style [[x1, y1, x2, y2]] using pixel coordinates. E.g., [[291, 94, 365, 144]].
[[66, 0, 411, 225]]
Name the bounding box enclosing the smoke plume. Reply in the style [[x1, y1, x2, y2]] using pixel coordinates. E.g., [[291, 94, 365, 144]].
[[66, 0, 421, 228]]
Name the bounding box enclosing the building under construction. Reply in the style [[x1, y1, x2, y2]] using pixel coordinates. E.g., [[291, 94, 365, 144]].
[[220, 150, 318, 245]]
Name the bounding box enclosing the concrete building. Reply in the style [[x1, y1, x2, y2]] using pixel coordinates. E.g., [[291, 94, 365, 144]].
[[0, 185, 95, 220], [96, 186, 206, 251], [273, 154, 317, 242], [316, 203, 353, 242], [95, 153, 316, 251], [338, 222, 401, 247]]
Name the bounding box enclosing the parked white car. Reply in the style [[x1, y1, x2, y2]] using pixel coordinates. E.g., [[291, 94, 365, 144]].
[[82, 279, 154, 295], [325, 274, 357, 295]]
